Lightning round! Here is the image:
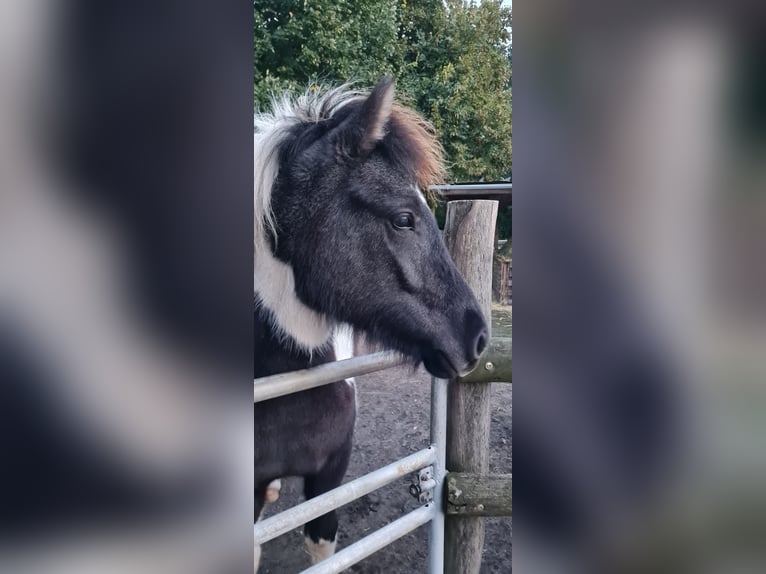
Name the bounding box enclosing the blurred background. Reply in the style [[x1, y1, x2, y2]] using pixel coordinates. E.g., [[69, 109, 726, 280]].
[[0, 2, 253, 573], [513, 3, 766, 573]]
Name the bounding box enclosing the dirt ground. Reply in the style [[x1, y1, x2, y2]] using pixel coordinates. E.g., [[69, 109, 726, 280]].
[[259, 310, 512, 573]]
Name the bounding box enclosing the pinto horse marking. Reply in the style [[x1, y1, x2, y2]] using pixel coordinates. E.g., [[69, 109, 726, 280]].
[[254, 77, 488, 570]]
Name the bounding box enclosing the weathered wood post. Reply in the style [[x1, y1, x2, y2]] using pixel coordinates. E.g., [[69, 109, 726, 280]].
[[443, 200, 498, 574]]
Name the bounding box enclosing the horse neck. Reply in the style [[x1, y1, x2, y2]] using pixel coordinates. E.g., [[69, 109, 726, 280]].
[[253, 228, 334, 350], [254, 307, 335, 378]]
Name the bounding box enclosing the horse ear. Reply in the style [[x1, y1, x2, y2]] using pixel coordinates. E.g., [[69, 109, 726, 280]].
[[359, 76, 395, 149], [335, 76, 394, 157]]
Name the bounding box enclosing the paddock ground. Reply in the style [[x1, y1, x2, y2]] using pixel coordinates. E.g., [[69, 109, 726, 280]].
[[259, 309, 512, 573]]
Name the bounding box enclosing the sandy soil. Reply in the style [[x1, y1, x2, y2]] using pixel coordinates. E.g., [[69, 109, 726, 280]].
[[258, 362, 512, 573]]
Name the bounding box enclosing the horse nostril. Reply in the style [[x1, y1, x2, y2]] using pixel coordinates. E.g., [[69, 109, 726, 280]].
[[473, 329, 488, 359]]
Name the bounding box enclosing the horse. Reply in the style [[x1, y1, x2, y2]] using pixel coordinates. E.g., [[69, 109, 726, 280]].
[[254, 76, 488, 570]]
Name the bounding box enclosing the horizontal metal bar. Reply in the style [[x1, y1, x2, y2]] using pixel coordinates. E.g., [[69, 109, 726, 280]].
[[430, 185, 512, 203], [429, 183, 512, 192], [254, 447, 436, 545], [254, 351, 402, 402], [300, 504, 436, 574]]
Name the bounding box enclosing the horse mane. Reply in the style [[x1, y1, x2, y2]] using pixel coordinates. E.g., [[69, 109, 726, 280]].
[[389, 105, 447, 199], [253, 83, 447, 246], [254, 83, 363, 246]]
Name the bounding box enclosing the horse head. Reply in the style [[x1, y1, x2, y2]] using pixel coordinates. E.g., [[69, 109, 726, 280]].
[[255, 77, 488, 378]]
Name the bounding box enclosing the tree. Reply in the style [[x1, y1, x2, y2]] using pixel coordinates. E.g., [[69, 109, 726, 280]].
[[255, 0, 512, 185], [398, 0, 512, 181], [254, 0, 398, 108]]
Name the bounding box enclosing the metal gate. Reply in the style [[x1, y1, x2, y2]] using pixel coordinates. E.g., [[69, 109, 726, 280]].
[[254, 352, 448, 574]]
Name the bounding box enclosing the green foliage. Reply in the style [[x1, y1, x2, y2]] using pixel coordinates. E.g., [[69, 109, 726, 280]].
[[397, 0, 512, 181], [255, 0, 512, 183], [497, 228, 512, 259], [254, 0, 398, 108], [434, 201, 446, 229], [497, 205, 511, 239]]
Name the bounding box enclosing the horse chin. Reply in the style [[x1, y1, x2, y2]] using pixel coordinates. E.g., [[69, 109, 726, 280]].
[[458, 358, 480, 377], [421, 348, 459, 379], [421, 349, 481, 379]]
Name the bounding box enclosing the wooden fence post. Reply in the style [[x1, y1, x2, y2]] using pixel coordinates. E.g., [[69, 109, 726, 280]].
[[443, 200, 498, 574]]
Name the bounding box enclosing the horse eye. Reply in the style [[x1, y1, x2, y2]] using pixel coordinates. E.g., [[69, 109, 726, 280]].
[[392, 212, 414, 230]]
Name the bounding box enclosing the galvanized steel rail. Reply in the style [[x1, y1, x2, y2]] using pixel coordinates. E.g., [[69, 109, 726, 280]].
[[428, 375, 448, 574], [254, 354, 448, 573], [254, 351, 401, 402], [429, 183, 512, 203], [253, 446, 436, 545], [429, 183, 512, 193], [302, 504, 437, 574]]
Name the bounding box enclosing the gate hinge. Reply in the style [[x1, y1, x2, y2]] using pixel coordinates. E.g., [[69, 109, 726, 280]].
[[408, 466, 436, 504]]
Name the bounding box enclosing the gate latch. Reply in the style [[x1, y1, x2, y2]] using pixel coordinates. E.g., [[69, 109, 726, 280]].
[[408, 466, 436, 504]]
